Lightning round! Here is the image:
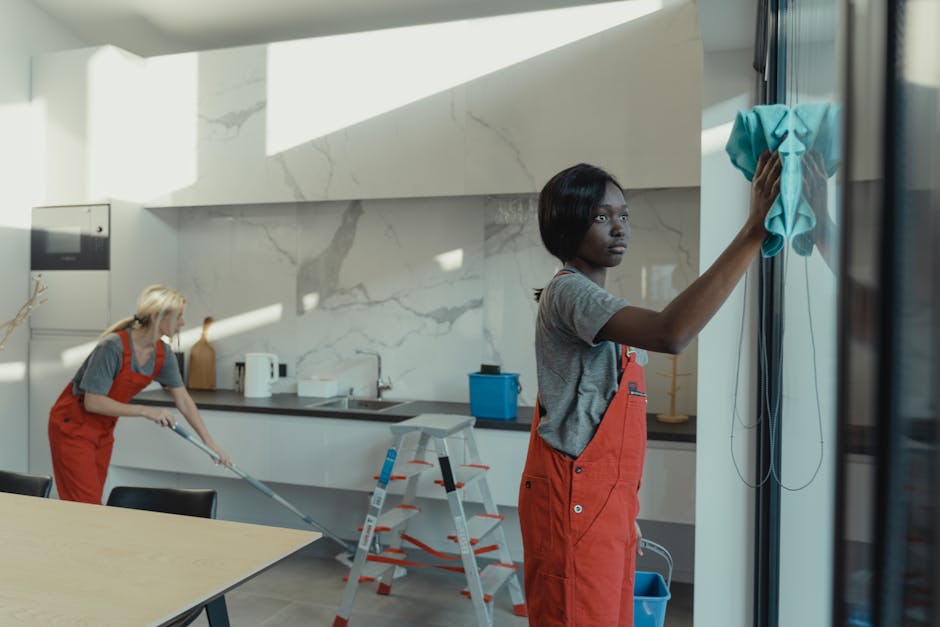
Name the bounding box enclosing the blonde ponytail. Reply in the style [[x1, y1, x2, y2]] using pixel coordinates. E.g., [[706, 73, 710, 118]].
[[99, 285, 187, 342], [99, 315, 136, 339]]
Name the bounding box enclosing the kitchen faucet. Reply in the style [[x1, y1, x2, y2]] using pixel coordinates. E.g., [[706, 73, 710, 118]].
[[355, 349, 392, 400]]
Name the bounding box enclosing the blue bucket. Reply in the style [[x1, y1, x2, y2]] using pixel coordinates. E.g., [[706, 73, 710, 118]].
[[634, 539, 672, 627], [468, 372, 520, 420]]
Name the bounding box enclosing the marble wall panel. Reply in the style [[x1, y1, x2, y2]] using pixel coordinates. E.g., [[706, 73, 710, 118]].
[[465, 5, 702, 194], [156, 44, 471, 206], [177, 188, 699, 415], [144, 3, 701, 208]]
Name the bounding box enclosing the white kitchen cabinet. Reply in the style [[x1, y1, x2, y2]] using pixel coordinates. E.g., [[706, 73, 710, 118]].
[[32, 4, 701, 208], [109, 411, 262, 480], [33, 46, 149, 205], [640, 440, 697, 525], [264, 414, 398, 492], [111, 408, 696, 521], [108, 409, 695, 571]]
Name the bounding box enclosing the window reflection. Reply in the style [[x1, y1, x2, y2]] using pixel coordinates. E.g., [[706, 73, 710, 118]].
[[837, 0, 940, 625]]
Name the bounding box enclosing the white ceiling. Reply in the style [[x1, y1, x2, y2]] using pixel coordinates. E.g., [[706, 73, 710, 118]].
[[27, 0, 754, 58]]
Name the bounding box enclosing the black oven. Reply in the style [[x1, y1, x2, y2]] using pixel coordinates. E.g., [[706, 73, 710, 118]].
[[31, 205, 110, 271]]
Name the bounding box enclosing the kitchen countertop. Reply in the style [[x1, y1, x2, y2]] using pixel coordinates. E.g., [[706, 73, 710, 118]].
[[133, 389, 696, 444]]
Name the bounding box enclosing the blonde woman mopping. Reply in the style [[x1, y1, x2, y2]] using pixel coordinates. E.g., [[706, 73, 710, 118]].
[[48, 285, 230, 504]]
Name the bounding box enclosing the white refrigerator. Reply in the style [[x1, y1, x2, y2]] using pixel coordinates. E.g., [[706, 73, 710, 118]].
[[28, 204, 111, 493], [28, 270, 110, 493], [27, 200, 179, 494]]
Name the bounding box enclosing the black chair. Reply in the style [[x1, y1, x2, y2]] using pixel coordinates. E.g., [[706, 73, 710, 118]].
[[107, 486, 218, 519], [0, 469, 52, 498], [106, 487, 229, 627]]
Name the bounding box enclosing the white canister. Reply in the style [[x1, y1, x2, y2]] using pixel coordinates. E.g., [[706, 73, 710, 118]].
[[243, 352, 279, 398], [297, 377, 339, 398]]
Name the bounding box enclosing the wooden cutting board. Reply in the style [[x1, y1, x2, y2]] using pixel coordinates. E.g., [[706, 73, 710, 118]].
[[187, 316, 216, 390]]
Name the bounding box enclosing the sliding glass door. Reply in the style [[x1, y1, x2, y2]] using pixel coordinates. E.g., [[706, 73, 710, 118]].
[[835, 0, 940, 625]]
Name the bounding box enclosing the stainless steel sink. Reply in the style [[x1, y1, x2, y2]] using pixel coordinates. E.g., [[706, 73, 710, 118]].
[[304, 396, 411, 412]]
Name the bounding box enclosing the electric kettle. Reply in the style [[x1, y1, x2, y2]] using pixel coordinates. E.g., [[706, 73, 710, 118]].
[[243, 352, 279, 398]]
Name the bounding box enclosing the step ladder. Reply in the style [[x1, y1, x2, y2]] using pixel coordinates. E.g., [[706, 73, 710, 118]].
[[333, 414, 526, 627]]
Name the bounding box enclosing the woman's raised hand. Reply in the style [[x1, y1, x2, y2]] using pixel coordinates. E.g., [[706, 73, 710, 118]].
[[749, 149, 783, 229]]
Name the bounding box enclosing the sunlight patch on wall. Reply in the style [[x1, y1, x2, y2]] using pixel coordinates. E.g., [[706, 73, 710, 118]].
[[266, 0, 664, 155], [903, 1, 939, 87], [61, 341, 98, 370], [301, 292, 320, 313], [139, 54, 199, 200], [177, 303, 285, 348], [434, 249, 464, 272], [701, 120, 735, 157], [702, 94, 750, 157], [0, 102, 35, 228], [0, 362, 27, 383], [87, 47, 146, 201], [30, 100, 47, 211], [60, 305, 285, 365]]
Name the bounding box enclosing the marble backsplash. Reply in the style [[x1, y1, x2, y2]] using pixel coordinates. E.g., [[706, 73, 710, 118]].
[[175, 187, 700, 416]]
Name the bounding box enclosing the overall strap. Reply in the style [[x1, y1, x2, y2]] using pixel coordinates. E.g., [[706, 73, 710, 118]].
[[117, 330, 133, 375], [152, 338, 166, 376]]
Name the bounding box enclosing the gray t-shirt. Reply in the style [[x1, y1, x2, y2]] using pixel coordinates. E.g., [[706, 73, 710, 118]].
[[71, 332, 183, 395], [535, 268, 630, 458]]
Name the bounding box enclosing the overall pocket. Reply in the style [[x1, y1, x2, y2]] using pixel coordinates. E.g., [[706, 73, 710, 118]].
[[51, 411, 83, 437], [519, 474, 553, 555]]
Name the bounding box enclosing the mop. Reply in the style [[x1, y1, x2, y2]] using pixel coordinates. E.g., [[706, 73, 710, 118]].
[[170, 421, 401, 574]]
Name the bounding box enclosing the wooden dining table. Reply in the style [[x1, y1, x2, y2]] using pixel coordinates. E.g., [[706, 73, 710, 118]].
[[0, 492, 320, 626]]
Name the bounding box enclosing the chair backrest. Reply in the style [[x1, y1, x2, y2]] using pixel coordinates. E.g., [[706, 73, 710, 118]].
[[106, 486, 217, 519], [0, 469, 52, 498]]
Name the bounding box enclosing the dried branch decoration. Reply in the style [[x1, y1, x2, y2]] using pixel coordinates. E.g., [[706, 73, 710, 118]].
[[0, 275, 47, 351]]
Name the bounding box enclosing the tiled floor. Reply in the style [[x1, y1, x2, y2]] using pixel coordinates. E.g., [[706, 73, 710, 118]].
[[189, 545, 693, 627]]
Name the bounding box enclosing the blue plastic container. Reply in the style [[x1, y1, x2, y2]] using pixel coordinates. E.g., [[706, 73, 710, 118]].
[[634, 539, 672, 627], [468, 372, 520, 420], [634, 571, 671, 627]]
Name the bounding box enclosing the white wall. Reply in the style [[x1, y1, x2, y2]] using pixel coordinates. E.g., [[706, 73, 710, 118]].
[[694, 47, 758, 627], [0, 0, 84, 472]]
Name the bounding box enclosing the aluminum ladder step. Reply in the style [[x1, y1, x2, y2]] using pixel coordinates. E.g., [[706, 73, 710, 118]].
[[373, 459, 434, 482], [390, 413, 476, 438], [447, 514, 503, 546], [342, 549, 404, 583], [368, 505, 421, 533], [434, 464, 488, 490], [460, 563, 518, 603]]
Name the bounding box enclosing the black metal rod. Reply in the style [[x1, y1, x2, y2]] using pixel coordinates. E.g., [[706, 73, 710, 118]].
[[753, 2, 783, 626], [875, 0, 903, 623], [830, 1, 857, 623]]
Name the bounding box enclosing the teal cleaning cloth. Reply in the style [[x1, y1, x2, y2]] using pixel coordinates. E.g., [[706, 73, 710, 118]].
[[725, 103, 841, 257]]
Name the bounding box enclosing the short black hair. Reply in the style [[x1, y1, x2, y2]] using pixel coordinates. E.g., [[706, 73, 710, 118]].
[[537, 163, 623, 263]]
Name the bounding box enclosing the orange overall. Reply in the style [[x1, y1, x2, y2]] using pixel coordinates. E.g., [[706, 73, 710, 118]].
[[518, 345, 646, 626], [48, 330, 165, 504]]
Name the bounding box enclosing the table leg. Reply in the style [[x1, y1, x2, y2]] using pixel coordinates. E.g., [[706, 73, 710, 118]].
[[205, 596, 230, 627]]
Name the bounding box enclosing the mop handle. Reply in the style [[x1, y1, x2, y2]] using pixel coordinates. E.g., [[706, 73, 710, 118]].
[[169, 422, 354, 553], [170, 421, 224, 462]]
